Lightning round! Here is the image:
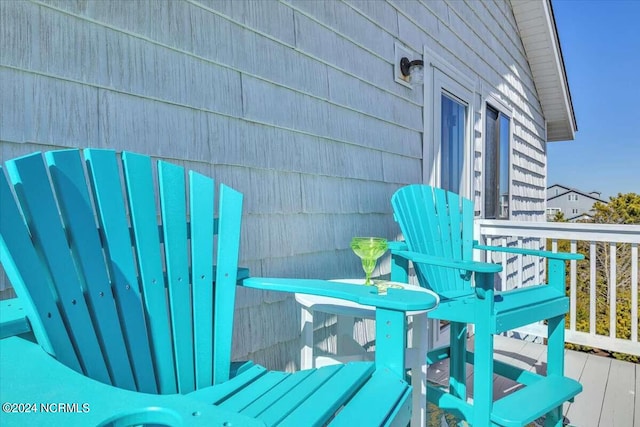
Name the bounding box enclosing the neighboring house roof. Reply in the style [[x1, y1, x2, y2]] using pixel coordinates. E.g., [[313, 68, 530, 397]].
[[547, 184, 607, 203], [510, 0, 577, 142], [567, 213, 594, 221]]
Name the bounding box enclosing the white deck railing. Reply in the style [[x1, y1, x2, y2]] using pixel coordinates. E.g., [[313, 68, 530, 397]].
[[474, 220, 640, 356]]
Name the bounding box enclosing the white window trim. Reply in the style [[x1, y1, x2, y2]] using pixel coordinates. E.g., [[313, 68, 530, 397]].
[[422, 45, 477, 199], [482, 93, 514, 219]]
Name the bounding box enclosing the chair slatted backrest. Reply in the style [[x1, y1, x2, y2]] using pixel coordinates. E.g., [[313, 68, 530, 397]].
[[0, 149, 243, 395], [391, 185, 474, 298]]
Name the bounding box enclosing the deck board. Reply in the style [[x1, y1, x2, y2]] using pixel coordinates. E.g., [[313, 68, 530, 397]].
[[426, 335, 638, 426], [600, 358, 635, 427], [635, 363, 639, 427], [566, 353, 611, 427]]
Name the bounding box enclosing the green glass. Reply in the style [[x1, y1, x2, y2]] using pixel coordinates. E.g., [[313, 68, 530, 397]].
[[350, 237, 388, 285]]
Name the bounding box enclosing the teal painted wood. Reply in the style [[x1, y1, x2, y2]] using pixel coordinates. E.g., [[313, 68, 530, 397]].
[[374, 308, 406, 379], [239, 370, 316, 417], [84, 149, 157, 394], [385, 388, 413, 427], [221, 371, 290, 412], [189, 171, 216, 389], [0, 337, 264, 427], [0, 299, 30, 339], [491, 376, 582, 427], [391, 184, 583, 426], [158, 160, 195, 394], [187, 364, 269, 405], [242, 278, 438, 312], [213, 184, 243, 385], [121, 151, 176, 394], [46, 149, 136, 391], [278, 363, 375, 426], [449, 322, 467, 399], [329, 368, 410, 426], [250, 364, 343, 426], [0, 169, 79, 370], [5, 153, 111, 384]]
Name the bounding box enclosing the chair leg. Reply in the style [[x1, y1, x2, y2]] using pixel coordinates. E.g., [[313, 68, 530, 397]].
[[545, 314, 566, 426], [472, 322, 494, 426], [544, 407, 563, 427], [546, 314, 565, 376], [449, 321, 467, 401]]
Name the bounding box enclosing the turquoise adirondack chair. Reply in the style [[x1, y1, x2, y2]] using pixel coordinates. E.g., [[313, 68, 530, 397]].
[[390, 185, 583, 427], [0, 149, 438, 426]]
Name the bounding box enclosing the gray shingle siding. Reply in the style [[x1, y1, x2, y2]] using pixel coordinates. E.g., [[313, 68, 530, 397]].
[[1, 0, 548, 370]]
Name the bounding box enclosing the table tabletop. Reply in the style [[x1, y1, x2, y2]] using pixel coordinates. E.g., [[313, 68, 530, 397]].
[[294, 279, 439, 317]]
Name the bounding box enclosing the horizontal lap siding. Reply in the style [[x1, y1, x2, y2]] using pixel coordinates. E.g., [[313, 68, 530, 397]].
[[1, 0, 547, 369]]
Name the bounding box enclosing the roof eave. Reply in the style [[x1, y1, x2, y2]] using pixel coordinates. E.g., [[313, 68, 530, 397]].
[[511, 0, 577, 142]]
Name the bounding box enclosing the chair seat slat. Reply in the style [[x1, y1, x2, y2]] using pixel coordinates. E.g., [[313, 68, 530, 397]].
[[220, 371, 289, 412], [328, 368, 409, 426], [251, 364, 344, 426], [279, 362, 375, 426], [239, 370, 315, 417]]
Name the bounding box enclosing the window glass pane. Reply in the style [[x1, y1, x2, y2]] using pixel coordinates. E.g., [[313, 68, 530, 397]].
[[441, 93, 467, 193], [498, 114, 510, 218], [484, 105, 510, 219], [484, 106, 499, 218]]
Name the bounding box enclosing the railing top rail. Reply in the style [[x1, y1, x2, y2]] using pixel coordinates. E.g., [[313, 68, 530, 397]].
[[475, 219, 640, 243]]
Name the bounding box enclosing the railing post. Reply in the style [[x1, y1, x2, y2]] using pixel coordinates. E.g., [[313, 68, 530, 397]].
[[570, 240, 577, 332], [632, 243, 638, 343], [609, 243, 617, 339], [589, 242, 596, 335]]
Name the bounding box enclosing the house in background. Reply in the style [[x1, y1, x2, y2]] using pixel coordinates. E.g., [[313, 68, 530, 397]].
[[547, 184, 606, 221], [0, 0, 576, 371]]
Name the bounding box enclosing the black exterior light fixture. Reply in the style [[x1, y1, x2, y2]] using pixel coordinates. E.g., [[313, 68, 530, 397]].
[[399, 57, 424, 86]]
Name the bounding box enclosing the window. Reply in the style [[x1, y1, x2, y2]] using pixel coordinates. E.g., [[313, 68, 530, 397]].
[[484, 104, 510, 219], [440, 93, 467, 193], [422, 47, 475, 199]]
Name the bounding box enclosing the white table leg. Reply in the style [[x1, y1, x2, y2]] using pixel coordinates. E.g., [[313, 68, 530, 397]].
[[410, 314, 429, 427], [301, 305, 314, 370], [336, 315, 355, 354]]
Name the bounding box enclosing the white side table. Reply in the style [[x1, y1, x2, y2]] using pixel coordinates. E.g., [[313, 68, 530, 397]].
[[295, 279, 438, 427]]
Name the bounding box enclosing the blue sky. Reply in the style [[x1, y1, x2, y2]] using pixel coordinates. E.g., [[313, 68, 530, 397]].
[[547, 0, 640, 200]]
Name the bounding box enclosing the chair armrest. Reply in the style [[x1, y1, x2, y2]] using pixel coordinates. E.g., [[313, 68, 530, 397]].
[[391, 250, 502, 273], [0, 298, 31, 339], [388, 241, 408, 251], [474, 244, 584, 261], [242, 278, 438, 312]]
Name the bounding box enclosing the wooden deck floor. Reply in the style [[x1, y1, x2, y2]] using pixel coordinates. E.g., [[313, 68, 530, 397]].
[[426, 335, 639, 426]]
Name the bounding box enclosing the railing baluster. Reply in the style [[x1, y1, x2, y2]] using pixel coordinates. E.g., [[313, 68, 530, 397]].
[[501, 237, 507, 290], [517, 237, 523, 286], [589, 241, 596, 335], [632, 243, 638, 342], [609, 243, 617, 339], [551, 239, 558, 253], [570, 240, 577, 331]]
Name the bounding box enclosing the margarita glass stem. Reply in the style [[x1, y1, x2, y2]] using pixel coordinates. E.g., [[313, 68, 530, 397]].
[[362, 258, 376, 285]]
